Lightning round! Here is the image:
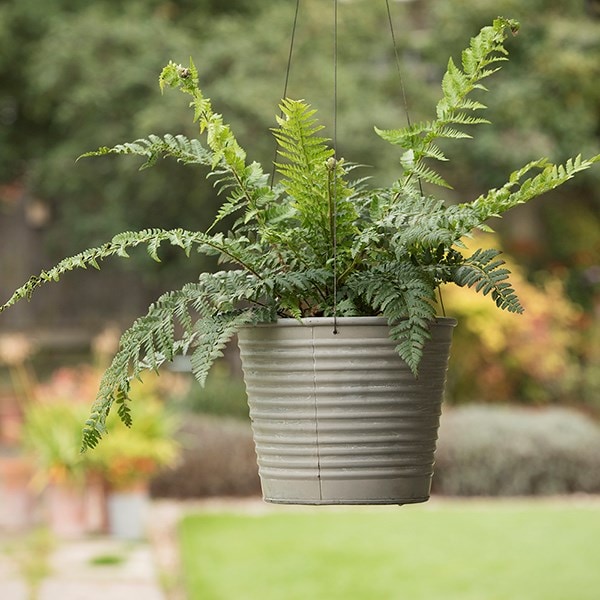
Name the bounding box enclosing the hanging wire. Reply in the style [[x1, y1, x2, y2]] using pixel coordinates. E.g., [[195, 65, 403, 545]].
[[385, 0, 413, 130], [270, 0, 301, 188], [332, 0, 339, 334], [385, 0, 446, 317], [384, 0, 422, 197]]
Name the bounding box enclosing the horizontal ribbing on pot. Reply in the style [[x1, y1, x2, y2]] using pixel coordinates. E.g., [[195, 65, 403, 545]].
[[237, 317, 456, 505]]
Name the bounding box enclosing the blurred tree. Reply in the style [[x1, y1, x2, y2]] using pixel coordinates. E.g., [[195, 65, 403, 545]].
[[1, 0, 598, 325], [0, 0, 277, 290], [0, 0, 415, 292]]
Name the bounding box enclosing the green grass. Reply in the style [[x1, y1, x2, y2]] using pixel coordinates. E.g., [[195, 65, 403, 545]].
[[179, 499, 600, 600]]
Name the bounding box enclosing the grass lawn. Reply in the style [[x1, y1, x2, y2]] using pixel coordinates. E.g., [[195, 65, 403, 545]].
[[179, 498, 600, 600]]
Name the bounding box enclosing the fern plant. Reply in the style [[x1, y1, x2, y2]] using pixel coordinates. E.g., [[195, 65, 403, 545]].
[[1, 18, 598, 450]]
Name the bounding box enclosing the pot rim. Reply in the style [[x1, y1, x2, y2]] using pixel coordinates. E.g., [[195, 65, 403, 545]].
[[241, 316, 457, 329]]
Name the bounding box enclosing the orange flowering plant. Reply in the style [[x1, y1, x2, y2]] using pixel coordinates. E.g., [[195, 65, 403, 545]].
[[88, 375, 180, 490], [21, 366, 179, 491], [443, 235, 584, 405]]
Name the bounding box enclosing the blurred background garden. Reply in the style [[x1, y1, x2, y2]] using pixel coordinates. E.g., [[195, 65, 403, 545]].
[[1, 0, 599, 598]]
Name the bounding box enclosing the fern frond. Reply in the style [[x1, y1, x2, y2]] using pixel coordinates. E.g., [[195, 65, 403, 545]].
[[190, 308, 269, 386], [266, 267, 332, 317], [0, 228, 270, 312], [158, 60, 274, 233], [407, 162, 452, 188], [348, 264, 437, 374], [270, 99, 358, 273], [79, 133, 213, 170], [377, 17, 519, 190], [453, 154, 600, 230], [453, 248, 523, 313], [81, 271, 271, 450]]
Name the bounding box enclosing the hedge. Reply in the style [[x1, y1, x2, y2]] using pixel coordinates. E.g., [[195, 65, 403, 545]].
[[151, 406, 600, 498]]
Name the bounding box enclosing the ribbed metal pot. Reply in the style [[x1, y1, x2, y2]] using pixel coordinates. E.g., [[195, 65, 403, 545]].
[[237, 316, 456, 505]]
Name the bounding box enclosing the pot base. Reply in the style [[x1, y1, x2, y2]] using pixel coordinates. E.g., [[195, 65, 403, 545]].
[[262, 475, 432, 505]]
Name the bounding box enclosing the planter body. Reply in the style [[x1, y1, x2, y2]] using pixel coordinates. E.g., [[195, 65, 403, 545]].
[[238, 317, 456, 505]]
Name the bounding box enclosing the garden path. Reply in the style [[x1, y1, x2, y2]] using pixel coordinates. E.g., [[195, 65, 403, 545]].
[[0, 503, 182, 600]]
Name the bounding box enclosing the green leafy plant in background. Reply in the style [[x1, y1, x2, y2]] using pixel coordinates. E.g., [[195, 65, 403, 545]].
[[21, 400, 93, 488], [1, 18, 599, 449]]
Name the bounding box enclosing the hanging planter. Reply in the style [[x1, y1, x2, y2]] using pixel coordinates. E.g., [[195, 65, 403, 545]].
[[238, 317, 456, 504], [1, 14, 599, 510]]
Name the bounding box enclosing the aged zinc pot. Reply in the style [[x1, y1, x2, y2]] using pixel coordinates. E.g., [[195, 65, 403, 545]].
[[237, 317, 456, 505]]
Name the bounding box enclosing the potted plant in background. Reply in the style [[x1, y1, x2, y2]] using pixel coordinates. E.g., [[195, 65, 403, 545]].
[[0, 334, 37, 532], [89, 375, 179, 539], [1, 18, 598, 504], [21, 396, 98, 537]]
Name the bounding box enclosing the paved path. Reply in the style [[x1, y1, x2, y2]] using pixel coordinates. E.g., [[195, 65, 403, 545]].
[[0, 501, 184, 600], [0, 536, 167, 600], [0, 499, 259, 600]]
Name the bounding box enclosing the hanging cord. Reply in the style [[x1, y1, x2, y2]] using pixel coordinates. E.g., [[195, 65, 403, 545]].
[[331, 0, 340, 334], [384, 0, 422, 198], [385, 0, 412, 128], [270, 0, 301, 189], [385, 0, 446, 317]]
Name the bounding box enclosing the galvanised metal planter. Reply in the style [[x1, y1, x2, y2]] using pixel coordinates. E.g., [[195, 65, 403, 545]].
[[237, 316, 456, 505]]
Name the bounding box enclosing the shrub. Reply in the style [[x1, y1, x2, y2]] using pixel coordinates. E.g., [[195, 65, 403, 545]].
[[173, 361, 249, 420], [150, 415, 260, 499], [21, 400, 92, 488], [433, 405, 600, 496], [152, 405, 600, 499]]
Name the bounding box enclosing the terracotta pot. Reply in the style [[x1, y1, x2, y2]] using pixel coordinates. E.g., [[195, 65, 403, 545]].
[[45, 481, 87, 538], [0, 454, 35, 531], [0, 394, 24, 446]]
